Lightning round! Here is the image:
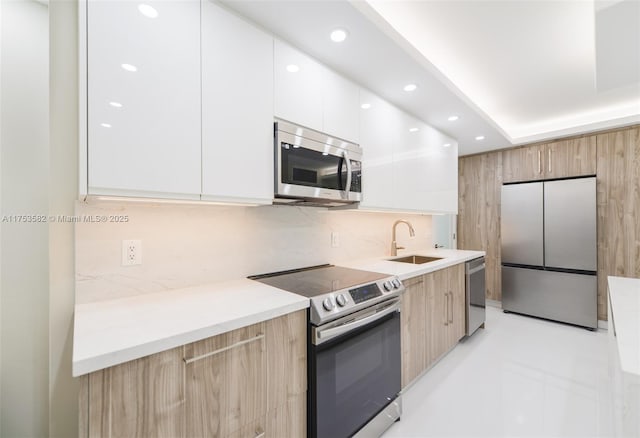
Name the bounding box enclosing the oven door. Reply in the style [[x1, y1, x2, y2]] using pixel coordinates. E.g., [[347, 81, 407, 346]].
[[275, 128, 362, 202], [309, 300, 401, 438]]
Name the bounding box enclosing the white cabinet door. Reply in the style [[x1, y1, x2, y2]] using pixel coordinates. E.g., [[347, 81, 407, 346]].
[[87, 0, 201, 199], [323, 70, 360, 143], [274, 40, 323, 132], [392, 112, 425, 211], [358, 91, 397, 210], [394, 118, 458, 213], [201, 1, 273, 204]]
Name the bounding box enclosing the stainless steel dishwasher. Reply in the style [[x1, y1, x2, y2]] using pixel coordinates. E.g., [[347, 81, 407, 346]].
[[466, 257, 486, 336]]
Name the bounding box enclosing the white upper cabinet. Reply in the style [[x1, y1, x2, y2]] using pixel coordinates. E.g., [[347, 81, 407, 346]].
[[357, 90, 458, 214], [201, 1, 274, 204], [393, 114, 458, 213], [274, 40, 324, 132], [274, 40, 360, 143], [322, 69, 360, 143], [358, 90, 397, 210], [86, 0, 201, 199]]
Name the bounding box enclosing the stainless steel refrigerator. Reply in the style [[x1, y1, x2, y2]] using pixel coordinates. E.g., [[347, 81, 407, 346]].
[[501, 177, 597, 329]]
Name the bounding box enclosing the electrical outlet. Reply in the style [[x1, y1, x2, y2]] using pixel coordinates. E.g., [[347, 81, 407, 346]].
[[122, 240, 142, 266], [331, 232, 340, 248]]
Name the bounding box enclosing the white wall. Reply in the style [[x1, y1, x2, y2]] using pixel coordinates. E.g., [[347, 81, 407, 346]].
[[0, 0, 50, 436], [76, 202, 433, 303], [49, 0, 79, 436]]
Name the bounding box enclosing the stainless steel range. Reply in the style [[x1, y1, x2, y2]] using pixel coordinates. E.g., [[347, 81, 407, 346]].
[[249, 264, 404, 438]]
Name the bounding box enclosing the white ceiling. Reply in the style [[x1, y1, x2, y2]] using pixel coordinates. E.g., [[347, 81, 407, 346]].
[[223, 0, 640, 155]]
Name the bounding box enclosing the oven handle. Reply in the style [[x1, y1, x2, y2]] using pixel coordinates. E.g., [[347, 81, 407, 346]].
[[316, 300, 400, 345]]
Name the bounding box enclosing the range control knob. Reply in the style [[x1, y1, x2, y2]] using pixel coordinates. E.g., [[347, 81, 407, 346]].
[[383, 281, 393, 291], [322, 297, 335, 311], [392, 278, 402, 289], [336, 294, 347, 307]]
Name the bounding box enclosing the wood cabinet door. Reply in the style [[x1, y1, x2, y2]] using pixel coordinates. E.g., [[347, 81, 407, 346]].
[[502, 144, 544, 183], [265, 310, 307, 412], [401, 276, 426, 388], [448, 264, 467, 345], [86, 347, 184, 438], [544, 137, 596, 179], [425, 269, 449, 367], [184, 322, 267, 438]]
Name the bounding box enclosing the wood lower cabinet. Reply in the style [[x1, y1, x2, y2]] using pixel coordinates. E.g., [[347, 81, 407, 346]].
[[83, 347, 185, 437], [401, 263, 466, 389], [401, 275, 426, 387], [426, 264, 465, 369], [79, 310, 306, 438], [184, 322, 267, 437]]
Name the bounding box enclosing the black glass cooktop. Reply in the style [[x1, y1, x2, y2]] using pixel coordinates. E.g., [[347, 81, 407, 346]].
[[248, 264, 389, 298]]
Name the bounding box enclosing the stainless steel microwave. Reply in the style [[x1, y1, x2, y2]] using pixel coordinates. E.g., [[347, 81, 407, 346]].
[[274, 119, 362, 205]]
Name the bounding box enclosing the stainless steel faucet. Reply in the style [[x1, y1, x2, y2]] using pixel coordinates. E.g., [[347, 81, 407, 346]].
[[390, 220, 415, 256]]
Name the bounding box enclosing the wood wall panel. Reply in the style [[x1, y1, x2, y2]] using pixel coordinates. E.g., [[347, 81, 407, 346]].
[[458, 152, 502, 301], [596, 127, 640, 320]]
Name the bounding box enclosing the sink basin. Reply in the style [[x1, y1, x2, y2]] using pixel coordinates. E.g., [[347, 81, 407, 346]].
[[388, 255, 443, 264]]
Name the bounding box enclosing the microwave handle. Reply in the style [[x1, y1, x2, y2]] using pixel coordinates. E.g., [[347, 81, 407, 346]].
[[343, 150, 352, 199]]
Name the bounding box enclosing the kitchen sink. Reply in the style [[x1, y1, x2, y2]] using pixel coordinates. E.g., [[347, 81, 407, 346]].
[[388, 255, 443, 264]]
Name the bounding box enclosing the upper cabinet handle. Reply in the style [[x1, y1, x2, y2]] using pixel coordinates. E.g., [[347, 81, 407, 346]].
[[548, 148, 552, 174], [538, 150, 542, 174]]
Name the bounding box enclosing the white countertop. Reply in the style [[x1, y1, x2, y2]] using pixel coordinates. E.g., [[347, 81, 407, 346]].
[[73, 248, 482, 376], [608, 276, 640, 376], [335, 248, 485, 280], [72, 278, 309, 376]]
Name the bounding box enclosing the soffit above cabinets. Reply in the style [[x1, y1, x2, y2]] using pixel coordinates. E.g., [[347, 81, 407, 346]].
[[221, 0, 640, 156]]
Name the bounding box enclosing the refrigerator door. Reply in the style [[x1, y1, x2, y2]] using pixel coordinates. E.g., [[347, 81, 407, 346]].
[[502, 266, 597, 328], [501, 182, 544, 266], [544, 177, 597, 271]]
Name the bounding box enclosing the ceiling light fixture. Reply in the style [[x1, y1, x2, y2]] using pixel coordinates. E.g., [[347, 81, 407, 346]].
[[121, 63, 137, 72], [138, 4, 159, 18], [330, 28, 348, 43], [475, 135, 485, 141], [443, 143, 451, 147], [409, 127, 419, 132], [403, 83, 418, 92], [109, 101, 123, 108], [447, 115, 459, 121], [361, 103, 371, 110], [286, 64, 300, 73], [101, 123, 112, 128]]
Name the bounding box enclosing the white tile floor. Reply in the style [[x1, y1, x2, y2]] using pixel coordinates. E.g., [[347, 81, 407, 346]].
[[383, 306, 613, 437]]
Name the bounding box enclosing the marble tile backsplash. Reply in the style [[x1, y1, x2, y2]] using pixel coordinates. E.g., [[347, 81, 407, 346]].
[[75, 201, 433, 303]]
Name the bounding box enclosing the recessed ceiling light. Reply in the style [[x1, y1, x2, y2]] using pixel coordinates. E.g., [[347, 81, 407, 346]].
[[121, 63, 137, 72], [447, 115, 459, 121], [330, 28, 348, 43], [409, 127, 419, 132], [109, 101, 123, 108], [403, 83, 418, 92], [101, 123, 112, 128], [361, 103, 371, 110], [443, 143, 451, 148], [286, 64, 300, 73], [475, 135, 485, 141], [138, 4, 158, 18]]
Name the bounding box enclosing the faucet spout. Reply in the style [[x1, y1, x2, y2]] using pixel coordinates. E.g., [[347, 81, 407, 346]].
[[391, 220, 415, 256]]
